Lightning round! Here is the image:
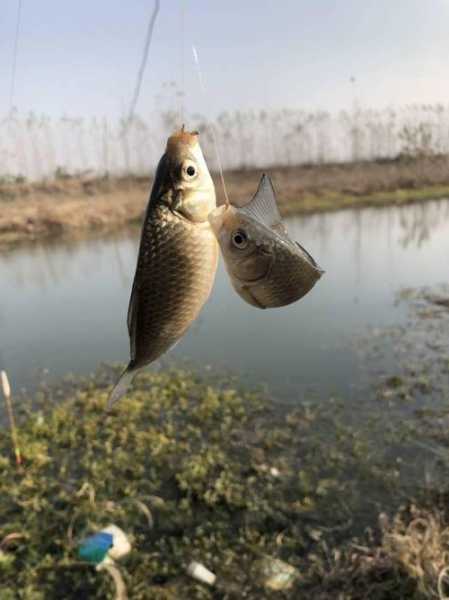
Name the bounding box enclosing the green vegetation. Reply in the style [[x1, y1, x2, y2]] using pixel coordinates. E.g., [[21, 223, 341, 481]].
[[281, 185, 449, 216], [0, 356, 448, 599]]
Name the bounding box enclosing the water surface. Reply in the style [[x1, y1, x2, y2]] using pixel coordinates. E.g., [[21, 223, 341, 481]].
[[1, 199, 448, 402]]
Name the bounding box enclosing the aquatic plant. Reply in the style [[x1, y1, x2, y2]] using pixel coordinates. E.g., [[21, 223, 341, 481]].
[[1, 363, 447, 598]]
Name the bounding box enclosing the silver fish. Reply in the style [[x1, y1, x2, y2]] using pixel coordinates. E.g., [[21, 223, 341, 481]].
[[208, 174, 323, 309], [108, 129, 218, 408]]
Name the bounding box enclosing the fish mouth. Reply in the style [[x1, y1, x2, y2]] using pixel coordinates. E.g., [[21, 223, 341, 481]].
[[166, 128, 199, 154]]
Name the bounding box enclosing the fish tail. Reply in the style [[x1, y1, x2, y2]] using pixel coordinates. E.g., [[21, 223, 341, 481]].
[[106, 366, 137, 411]]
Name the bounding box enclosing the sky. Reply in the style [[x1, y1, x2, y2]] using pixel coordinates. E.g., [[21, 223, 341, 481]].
[[1, 0, 449, 120]]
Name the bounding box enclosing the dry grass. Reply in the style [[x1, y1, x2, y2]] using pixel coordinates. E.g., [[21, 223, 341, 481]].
[[382, 505, 449, 599], [226, 154, 449, 212], [1, 155, 449, 248], [0, 176, 149, 247], [296, 501, 449, 600]]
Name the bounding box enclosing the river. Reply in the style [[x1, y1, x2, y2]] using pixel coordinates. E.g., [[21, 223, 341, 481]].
[[1, 198, 448, 403]]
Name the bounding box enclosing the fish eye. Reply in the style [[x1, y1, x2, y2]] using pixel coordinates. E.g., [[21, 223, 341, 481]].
[[232, 229, 248, 249], [182, 161, 198, 180]]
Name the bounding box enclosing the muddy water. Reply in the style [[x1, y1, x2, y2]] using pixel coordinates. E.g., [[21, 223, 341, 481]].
[[0, 199, 448, 401]]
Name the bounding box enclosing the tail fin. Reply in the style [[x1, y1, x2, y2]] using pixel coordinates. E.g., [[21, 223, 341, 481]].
[[106, 366, 136, 411]]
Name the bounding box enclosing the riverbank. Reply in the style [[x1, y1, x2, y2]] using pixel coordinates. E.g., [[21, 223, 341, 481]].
[[1, 287, 449, 598], [1, 154, 449, 248]]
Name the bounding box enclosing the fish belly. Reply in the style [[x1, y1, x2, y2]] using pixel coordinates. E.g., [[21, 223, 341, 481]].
[[129, 209, 218, 369]]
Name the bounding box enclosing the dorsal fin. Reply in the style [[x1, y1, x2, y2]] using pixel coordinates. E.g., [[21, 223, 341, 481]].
[[239, 174, 284, 232]]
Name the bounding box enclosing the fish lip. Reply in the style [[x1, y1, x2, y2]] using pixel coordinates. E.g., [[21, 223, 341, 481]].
[[166, 129, 199, 153]]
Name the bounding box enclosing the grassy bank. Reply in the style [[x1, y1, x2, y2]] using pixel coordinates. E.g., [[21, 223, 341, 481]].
[[1, 335, 449, 600], [1, 155, 449, 248]]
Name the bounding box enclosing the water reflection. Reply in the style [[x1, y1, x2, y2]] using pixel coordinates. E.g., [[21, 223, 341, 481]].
[[0, 229, 139, 289], [0, 199, 448, 401], [398, 200, 449, 248]]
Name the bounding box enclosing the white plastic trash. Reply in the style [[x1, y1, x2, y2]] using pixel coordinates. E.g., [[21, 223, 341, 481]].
[[100, 525, 131, 561], [187, 561, 216, 586]]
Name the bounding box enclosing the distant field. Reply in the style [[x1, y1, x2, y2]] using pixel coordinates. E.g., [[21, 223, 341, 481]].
[[1, 155, 449, 247]]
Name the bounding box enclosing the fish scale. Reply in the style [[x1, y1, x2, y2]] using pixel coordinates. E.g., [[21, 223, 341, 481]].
[[252, 242, 317, 307], [130, 206, 217, 367]]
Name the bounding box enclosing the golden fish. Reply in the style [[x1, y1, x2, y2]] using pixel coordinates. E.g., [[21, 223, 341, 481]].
[[208, 174, 323, 309], [108, 129, 218, 408]]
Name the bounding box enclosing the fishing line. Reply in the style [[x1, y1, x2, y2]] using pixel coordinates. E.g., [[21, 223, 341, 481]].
[[179, 0, 185, 124], [128, 0, 160, 122], [9, 0, 23, 113], [192, 45, 230, 206]]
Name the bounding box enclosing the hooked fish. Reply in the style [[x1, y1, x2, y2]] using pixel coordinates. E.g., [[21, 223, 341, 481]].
[[208, 174, 323, 309], [108, 129, 218, 408]]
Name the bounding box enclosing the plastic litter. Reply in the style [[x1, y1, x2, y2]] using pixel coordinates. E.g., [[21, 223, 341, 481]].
[[187, 561, 216, 586], [78, 524, 131, 566], [78, 532, 113, 565], [101, 525, 131, 561]]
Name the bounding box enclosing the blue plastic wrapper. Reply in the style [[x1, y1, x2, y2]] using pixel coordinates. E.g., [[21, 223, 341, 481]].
[[78, 532, 113, 565]]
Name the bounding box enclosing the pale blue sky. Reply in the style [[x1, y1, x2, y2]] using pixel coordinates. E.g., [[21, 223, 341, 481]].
[[1, 0, 449, 119]]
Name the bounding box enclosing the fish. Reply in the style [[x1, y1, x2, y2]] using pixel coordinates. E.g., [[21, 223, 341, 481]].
[[208, 174, 323, 309], [107, 128, 218, 409]]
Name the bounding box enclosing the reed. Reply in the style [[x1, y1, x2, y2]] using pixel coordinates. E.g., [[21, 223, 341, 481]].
[[1, 370, 22, 467], [1, 103, 449, 182]]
